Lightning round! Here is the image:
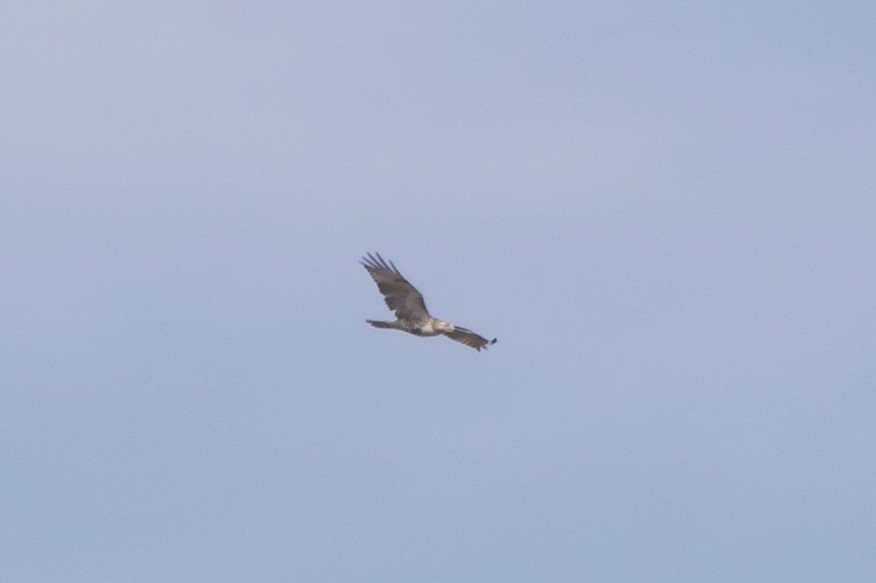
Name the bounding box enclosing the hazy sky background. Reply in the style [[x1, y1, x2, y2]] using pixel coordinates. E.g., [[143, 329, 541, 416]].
[[2, 1, 875, 581]]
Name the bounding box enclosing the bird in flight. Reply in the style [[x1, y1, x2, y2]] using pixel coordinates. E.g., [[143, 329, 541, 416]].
[[361, 252, 497, 351]]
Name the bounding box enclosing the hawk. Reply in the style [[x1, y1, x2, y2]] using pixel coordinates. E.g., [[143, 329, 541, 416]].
[[361, 252, 497, 352]]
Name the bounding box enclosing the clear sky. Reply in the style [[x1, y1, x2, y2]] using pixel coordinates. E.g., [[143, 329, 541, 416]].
[[2, 2, 875, 581]]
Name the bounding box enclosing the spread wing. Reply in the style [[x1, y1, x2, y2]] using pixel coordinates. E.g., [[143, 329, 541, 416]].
[[361, 252, 430, 320], [444, 327, 497, 352]]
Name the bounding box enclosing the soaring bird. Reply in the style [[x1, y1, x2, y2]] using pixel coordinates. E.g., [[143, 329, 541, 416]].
[[361, 252, 497, 351]]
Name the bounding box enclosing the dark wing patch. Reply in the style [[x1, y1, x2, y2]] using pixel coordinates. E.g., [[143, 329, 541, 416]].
[[361, 252, 429, 320], [444, 327, 497, 352]]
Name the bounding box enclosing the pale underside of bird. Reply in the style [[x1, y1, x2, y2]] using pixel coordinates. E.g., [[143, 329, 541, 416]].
[[361, 252, 497, 352]]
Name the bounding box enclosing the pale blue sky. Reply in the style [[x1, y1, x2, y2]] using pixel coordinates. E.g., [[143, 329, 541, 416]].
[[2, 2, 875, 581]]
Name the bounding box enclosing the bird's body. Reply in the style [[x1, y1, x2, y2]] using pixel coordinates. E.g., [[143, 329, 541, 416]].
[[360, 252, 496, 351], [366, 318, 444, 336]]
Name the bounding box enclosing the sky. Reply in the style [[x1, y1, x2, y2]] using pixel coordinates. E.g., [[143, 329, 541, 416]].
[[2, 1, 875, 581]]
